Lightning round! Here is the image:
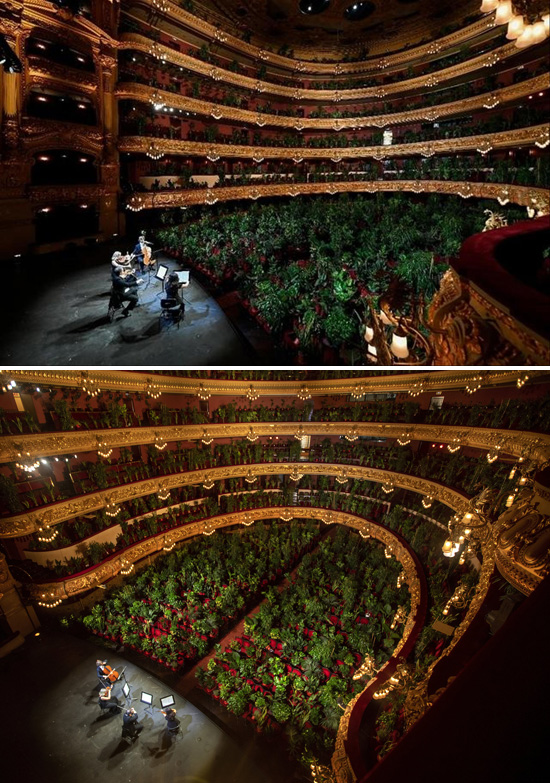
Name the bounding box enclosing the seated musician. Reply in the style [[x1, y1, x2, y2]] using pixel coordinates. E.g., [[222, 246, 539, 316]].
[[111, 250, 133, 278], [165, 272, 185, 314], [132, 235, 151, 273], [111, 267, 141, 318], [97, 659, 110, 681], [122, 707, 143, 738], [98, 685, 120, 713]]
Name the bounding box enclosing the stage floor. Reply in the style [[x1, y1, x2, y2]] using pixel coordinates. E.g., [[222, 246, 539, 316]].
[[0, 629, 290, 783], [0, 241, 256, 366]]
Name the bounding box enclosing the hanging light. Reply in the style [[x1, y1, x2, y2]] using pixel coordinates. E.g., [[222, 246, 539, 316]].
[[516, 373, 529, 388], [246, 427, 259, 442], [351, 384, 366, 399], [242, 512, 255, 526], [384, 546, 393, 559], [146, 378, 161, 399], [201, 430, 213, 445], [280, 509, 293, 521], [16, 451, 40, 472], [289, 469, 303, 481], [38, 592, 63, 608], [381, 481, 394, 494], [297, 385, 312, 401], [81, 373, 100, 397], [494, 1, 513, 25], [120, 559, 135, 576], [422, 496, 433, 509], [163, 535, 176, 552], [515, 24, 535, 47], [154, 433, 167, 450], [447, 437, 461, 453], [97, 438, 112, 459], [197, 383, 211, 401], [487, 445, 501, 463], [244, 469, 257, 484], [397, 433, 411, 446], [294, 425, 306, 441], [480, 0, 499, 13], [506, 14, 525, 38], [158, 483, 170, 501], [335, 470, 348, 484], [344, 426, 359, 442], [246, 385, 260, 401], [105, 498, 120, 517], [531, 20, 547, 43], [203, 474, 215, 490]]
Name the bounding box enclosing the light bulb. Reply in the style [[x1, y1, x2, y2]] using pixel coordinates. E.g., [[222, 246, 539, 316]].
[[495, 1, 513, 25], [390, 332, 409, 359], [515, 24, 535, 47], [531, 20, 547, 44], [506, 15, 525, 39], [480, 0, 499, 12]]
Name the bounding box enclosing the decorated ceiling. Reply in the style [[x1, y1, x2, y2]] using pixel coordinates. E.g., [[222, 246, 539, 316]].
[[192, 0, 483, 58]]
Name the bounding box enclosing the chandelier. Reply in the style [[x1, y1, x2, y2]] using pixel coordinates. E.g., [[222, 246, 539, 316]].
[[120, 558, 135, 576], [344, 426, 359, 442], [280, 509, 293, 521], [381, 481, 394, 494], [105, 498, 120, 517], [363, 298, 433, 366], [146, 378, 161, 399], [442, 490, 497, 558], [127, 194, 145, 212], [158, 483, 170, 502], [203, 474, 215, 490], [15, 451, 40, 473], [197, 383, 211, 401], [81, 372, 100, 397], [397, 432, 411, 446], [447, 437, 462, 453], [297, 385, 312, 401], [242, 512, 255, 526], [335, 470, 349, 484], [351, 384, 366, 399], [201, 430, 213, 445], [145, 141, 164, 160], [294, 425, 306, 441], [480, 1, 549, 47], [97, 438, 112, 459], [163, 535, 176, 552], [422, 495, 434, 509], [289, 469, 303, 482], [246, 385, 260, 401], [38, 591, 63, 609], [154, 433, 167, 450], [246, 427, 259, 442], [244, 469, 257, 484]]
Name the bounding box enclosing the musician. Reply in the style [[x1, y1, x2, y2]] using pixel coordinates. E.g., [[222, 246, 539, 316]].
[[132, 235, 152, 273], [122, 707, 143, 739], [97, 659, 110, 682], [161, 708, 180, 731], [111, 250, 133, 276], [98, 685, 120, 714], [165, 272, 185, 313], [111, 267, 141, 318]]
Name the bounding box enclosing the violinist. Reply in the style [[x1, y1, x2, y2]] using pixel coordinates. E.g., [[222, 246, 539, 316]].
[[110, 267, 142, 319], [111, 250, 134, 277], [98, 685, 120, 714]]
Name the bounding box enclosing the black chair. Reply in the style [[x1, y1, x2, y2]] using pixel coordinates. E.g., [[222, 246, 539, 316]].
[[160, 297, 184, 329]]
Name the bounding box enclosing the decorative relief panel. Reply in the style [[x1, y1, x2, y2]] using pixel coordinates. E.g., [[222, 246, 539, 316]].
[[0, 461, 472, 537]]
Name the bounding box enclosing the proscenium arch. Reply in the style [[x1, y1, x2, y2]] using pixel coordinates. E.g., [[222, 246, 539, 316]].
[[0, 461, 471, 538], [0, 420, 547, 465]]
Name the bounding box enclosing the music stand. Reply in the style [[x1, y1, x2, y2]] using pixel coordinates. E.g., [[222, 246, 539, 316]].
[[122, 681, 133, 706], [155, 264, 169, 283], [160, 695, 176, 709], [140, 691, 155, 718]]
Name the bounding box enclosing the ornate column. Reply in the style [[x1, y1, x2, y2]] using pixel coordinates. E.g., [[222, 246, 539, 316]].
[[0, 553, 39, 659], [95, 45, 121, 237], [0, 15, 35, 259]]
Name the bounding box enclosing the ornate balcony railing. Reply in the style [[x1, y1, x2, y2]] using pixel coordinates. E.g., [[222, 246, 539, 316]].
[[118, 33, 520, 102], [114, 73, 550, 132], [124, 179, 549, 213], [119, 124, 549, 164], [0, 420, 547, 467], [123, 5, 497, 74], [0, 461, 473, 538]]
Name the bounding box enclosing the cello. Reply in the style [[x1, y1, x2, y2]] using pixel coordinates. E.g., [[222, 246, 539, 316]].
[[142, 242, 155, 267], [98, 660, 120, 683]]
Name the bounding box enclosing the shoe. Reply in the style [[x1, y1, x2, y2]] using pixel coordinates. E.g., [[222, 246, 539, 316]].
[[122, 309, 131, 318], [108, 306, 115, 322]]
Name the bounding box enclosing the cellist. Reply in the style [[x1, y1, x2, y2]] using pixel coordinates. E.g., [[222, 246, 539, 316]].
[[132, 235, 153, 273]]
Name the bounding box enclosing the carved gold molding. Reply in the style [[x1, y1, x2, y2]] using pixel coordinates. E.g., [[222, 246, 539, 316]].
[[402, 530, 495, 736], [123, 5, 497, 74], [0, 421, 547, 465], [115, 73, 550, 132], [21, 117, 104, 156], [5, 369, 547, 397], [0, 461, 471, 538], [118, 124, 549, 162], [119, 33, 519, 102], [27, 183, 110, 204], [124, 180, 549, 213]]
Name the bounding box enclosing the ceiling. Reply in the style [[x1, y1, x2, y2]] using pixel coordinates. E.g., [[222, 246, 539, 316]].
[[192, 0, 483, 60]]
